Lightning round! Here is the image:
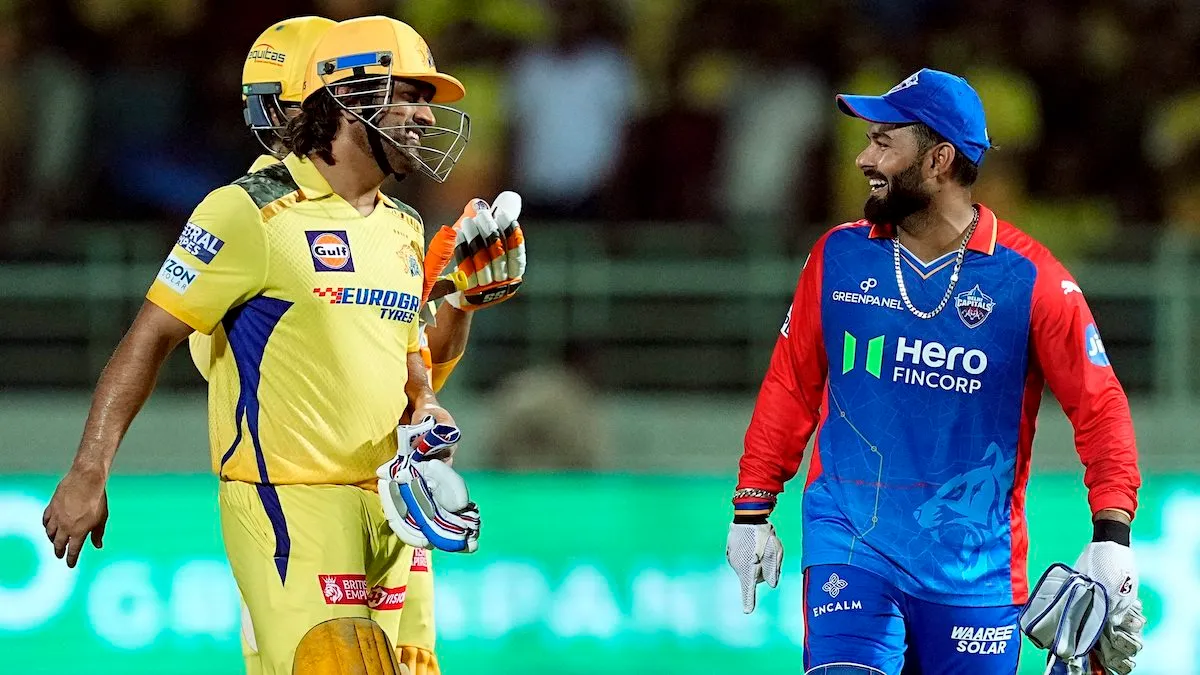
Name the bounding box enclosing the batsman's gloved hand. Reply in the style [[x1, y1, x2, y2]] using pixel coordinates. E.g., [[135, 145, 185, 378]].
[[444, 191, 526, 311], [726, 489, 782, 614], [376, 417, 480, 553]]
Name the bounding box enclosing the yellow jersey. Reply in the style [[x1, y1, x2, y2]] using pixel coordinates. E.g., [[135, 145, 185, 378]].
[[188, 154, 281, 380], [149, 153, 428, 487]]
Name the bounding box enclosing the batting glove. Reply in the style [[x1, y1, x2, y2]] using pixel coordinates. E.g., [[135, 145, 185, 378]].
[[727, 489, 782, 614], [377, 418, 480, 553], [444, 191, 526, 311]]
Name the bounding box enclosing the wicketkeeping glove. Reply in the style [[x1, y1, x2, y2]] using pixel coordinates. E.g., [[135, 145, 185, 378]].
[[1020, 563, 1110, 673], [376, 418, 480, 553], [444, 191, 526, 311], [1075, 539, 1144, 674]]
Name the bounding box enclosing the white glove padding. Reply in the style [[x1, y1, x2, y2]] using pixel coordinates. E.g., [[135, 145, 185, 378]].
[[445, 191, 526, 311], [1094, 598, 1145, 675], [377, 419, 480, 553], [1075, 540, 1142, 673], [1020, 563, 1110, 664], [1075, 541, 1138, 622], [726, 522, 783, 614]]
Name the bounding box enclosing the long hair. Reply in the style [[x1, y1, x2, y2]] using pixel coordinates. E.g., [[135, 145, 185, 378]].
[[285, 89, 342, 164]]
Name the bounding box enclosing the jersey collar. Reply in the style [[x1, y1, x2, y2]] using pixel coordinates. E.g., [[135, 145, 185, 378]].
[[283, 153, 335, 200], [283, 153, 399, 209], [868, 203, 998, 255]]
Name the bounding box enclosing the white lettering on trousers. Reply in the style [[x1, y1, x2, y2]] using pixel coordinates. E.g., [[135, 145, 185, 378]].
[[811, 600, 863, 618]]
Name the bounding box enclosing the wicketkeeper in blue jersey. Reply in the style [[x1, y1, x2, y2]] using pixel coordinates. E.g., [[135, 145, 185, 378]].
[[726, 69, 1144, 675]]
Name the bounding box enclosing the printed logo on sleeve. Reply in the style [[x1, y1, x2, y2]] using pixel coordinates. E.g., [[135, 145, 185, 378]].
[[177, 221, 225, 264], [1085, 323, 1110, 367], [318, 574, 368, 605], [410, 548, 430, 572], [306, 231, 355, 272], [781, 306, 792, 338], [156, 253, 199, 294], [1061, 280, 1082, 296], [366, 584, 407, 610]]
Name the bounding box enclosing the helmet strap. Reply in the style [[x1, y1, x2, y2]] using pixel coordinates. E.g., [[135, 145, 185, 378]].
[[360, 118, 401, 179]]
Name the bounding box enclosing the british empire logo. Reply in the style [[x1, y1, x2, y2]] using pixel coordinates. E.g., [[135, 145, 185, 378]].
[[955, 284, 995, 329]]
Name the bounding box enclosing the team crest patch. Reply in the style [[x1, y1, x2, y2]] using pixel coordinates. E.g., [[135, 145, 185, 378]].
[[306, 231, 355, 272], [887, 72, 920, 95], [955, 284, 995, 329], [408, 253, 421, 277]]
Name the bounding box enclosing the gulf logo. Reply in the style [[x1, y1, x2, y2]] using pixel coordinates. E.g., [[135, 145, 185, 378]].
[[306, 230, 356, 272]]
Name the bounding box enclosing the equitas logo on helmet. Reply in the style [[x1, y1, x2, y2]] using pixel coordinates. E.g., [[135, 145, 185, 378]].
[[242, 16, 336, 156], [302, 16, 470, 184], [246, 44, 287, 65]]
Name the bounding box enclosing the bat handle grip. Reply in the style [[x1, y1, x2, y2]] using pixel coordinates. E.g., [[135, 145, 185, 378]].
[[438, 269, 469, 290]]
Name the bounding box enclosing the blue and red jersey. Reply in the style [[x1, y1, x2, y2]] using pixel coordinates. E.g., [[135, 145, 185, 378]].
[[737, 204, 1141, 606]]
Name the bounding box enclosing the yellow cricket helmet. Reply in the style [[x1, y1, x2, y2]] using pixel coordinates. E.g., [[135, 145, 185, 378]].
[[242, 16, 335, 154], [302, 16, 465, 104], [300, 16, 470, 183]]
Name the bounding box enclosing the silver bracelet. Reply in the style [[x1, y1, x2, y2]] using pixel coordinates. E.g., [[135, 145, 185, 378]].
[[733, 488, 777, 500]]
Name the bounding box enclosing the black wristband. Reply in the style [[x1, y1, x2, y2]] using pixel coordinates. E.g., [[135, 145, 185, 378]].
[[1093, 519, 1131, 546], [733, 514, 769, 525]]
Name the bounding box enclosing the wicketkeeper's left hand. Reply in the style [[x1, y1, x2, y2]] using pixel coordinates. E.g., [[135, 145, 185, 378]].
[[443, 191, 526, 311], [377, 417, 480, 553]]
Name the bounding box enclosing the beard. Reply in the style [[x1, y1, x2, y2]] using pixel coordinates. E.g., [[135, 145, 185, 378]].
[[351, 121, 423, 176], [863, 161, 931, 227]]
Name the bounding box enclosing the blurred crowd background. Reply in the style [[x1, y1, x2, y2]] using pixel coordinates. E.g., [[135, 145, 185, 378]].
[[0, 0, 1197, 451], [2, 0, 1199, 459], [4, 0, 1200, 259]]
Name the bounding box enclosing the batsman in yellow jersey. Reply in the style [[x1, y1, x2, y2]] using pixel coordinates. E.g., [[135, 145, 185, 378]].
[[213, 15, 525, 675], [42, 15, 524, 675]]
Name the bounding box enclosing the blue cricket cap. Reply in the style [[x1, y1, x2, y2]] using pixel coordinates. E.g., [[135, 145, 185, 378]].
[[836, 68, 991, 165]]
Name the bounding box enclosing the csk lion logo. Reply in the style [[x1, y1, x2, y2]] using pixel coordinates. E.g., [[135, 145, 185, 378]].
[[321, 576, 344, 604]]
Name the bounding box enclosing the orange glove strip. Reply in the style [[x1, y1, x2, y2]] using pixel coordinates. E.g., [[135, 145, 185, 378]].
[[421, 225, 457, 304], [505, 227, 525, 250]]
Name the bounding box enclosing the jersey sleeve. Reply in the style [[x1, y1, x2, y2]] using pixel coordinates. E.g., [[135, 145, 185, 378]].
[[406, 315, 422, 353], [737, 233, 832, 495], [146, 185, 267, 334], [1030, 257, 1141, 518]]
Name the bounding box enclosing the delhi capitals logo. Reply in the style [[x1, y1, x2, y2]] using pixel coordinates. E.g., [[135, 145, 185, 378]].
[[955, 284, 995, 329]]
